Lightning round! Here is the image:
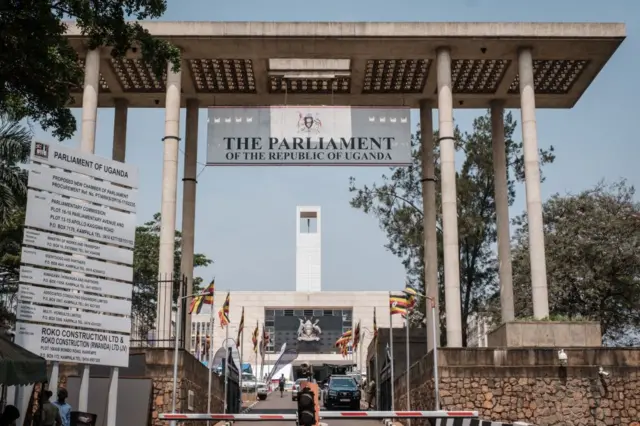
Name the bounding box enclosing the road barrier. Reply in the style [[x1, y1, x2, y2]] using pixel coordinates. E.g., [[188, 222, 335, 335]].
[[159, 410, 479, 421]]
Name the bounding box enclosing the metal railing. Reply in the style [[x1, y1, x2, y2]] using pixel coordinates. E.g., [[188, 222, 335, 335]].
[[130, 273, 188, 349]]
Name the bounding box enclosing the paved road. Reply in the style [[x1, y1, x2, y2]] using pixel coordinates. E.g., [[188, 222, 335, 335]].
[[234, 391, 381, 426]]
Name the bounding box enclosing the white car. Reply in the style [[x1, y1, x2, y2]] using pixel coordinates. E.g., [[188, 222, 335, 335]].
[[257, 384, 269, 400]]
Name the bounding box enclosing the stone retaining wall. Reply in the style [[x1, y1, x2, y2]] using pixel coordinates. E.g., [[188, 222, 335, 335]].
[[393, 348, 640, 426]]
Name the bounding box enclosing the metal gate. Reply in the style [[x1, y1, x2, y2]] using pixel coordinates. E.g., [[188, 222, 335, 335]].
[[379, 354, 392, 410], [224, 347, 240, 414]]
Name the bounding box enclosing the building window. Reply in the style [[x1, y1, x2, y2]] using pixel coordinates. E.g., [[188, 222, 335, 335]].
[[299, 211, 318, 233]]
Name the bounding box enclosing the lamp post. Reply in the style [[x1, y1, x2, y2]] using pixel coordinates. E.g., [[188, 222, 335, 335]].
[[403, 288, 440, 410]]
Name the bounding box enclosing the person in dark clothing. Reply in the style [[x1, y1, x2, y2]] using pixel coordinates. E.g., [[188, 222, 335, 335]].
[[42, 390, 62, 426], [0, 405, 20, 426], [278, 374, 286, 397]]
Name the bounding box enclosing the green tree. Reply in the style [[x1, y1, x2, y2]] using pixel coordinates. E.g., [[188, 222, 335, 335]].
[[349, 110, 555, 345], [510, 180, 640, 345], [0, 115, 31, 326], [0, 208, 25, 326], [0, 115, 31, 227], [0, 0, 180, 140], [132, 213, 213, 338]]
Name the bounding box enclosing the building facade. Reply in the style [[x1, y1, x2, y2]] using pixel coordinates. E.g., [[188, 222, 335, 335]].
[[189, 205, 401, 374], [190, 290, 395, 374]]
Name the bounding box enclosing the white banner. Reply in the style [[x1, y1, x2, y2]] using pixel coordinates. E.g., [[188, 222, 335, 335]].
[[25, 190, 135, 248], [19, 266, 132, 299], [15, 321, 130, 367], [29, 164, 137, 213], [18, 284, 132, 316], [23, 228, 133, 265], [21, 247, 133, 282], [207, 106, 413, 166], [16, 303, 131, 334], [31, 141, 138, 188]]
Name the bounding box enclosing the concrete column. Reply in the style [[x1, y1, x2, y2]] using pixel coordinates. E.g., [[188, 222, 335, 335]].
[[112, 99, 128, 162], [77, 48, 102, 413], [419, 100, 440, 351], [105, 97, 129, 426], [491, 101, 515, 323], [80, 49, 100, 153], [156, 62, 182, 342], [518, 47, 550, 319], [182, 99, 199, 351], [436, 47, 462, 348]]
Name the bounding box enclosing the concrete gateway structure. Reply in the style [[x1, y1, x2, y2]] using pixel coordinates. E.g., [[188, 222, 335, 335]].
[[64, 21, 625, 351]]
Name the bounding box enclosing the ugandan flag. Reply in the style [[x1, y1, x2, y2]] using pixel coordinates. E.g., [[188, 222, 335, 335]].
[[403, 284, 418, 309], [353, 321, 361, 351], [251, 321, 259, 353], [389, 293, 410, 316], [262, 324, 270, 346], [335, 329, 352, 347], [189, 280, 215, 314], [339, 341, 349, 358], [259, 323, 270, 354], [218, 292, 230, 327], [236, 307, 245, 345]]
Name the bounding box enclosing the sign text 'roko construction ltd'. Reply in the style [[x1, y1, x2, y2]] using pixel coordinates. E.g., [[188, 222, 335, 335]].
[[206, 106, 412, 166], [15, 322, 130, 367]]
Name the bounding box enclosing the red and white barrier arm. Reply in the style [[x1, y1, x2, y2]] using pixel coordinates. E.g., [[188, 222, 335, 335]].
[[159, 411, 478, 421], [321, 411, 479, 419], [159, 413, 297, 421]]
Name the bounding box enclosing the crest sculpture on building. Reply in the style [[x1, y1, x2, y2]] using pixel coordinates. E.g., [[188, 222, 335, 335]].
[[297, 317, 322, 342]]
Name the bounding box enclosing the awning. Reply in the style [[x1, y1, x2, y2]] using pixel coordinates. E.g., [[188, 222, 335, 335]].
[[0, 336, 47, 386]]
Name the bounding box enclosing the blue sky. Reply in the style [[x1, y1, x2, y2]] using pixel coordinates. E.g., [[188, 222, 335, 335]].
[[35, 0, 639, 292]]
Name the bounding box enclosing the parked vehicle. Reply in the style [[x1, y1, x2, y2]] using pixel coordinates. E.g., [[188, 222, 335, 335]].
[[291, 378, 308, 401], [323, 375, 360, 410], [257, 384, 269, 401]]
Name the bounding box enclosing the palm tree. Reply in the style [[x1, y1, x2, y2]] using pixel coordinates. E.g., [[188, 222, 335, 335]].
[[0, 114, 31, 227]]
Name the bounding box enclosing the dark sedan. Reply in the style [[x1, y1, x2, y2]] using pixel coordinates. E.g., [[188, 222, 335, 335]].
[[323, 375, 360, 410]]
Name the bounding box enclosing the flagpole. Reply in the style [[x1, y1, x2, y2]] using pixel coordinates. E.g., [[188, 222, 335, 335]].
[[374, 342, 380, 410], [223, 320, 230, 414], [254, 351, 258, 401], [206, 302, 215, 426], [169, 276, 184, 426], [405, 314, 411, 426], [430, 299, 440, 410], [239, 324, 244, 409], [388, 293, 395, 411], [260, 332, 265, 386]]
